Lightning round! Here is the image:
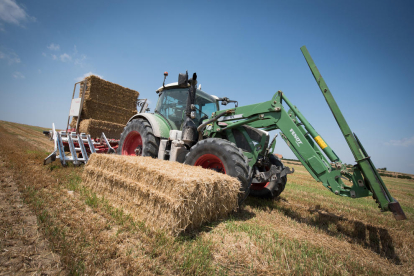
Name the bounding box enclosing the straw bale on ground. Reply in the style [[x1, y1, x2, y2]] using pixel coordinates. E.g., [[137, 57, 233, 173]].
[[78, 119, 124, 139], [82, 154, 241, 236]]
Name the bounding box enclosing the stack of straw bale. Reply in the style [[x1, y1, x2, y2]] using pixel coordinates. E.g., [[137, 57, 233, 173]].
[[82, 154, 241, 236], [71, 75, 139, 138], [78, 119, 125, 140]]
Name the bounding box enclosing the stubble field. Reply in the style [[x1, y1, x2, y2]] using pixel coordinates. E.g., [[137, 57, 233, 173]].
[[0, 120, 413, 275]]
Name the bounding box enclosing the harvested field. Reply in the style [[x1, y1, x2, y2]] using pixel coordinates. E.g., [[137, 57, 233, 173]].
[[0, 124, 64, 274], [1, 120, 413, 275], [82, 154, 240, 235]]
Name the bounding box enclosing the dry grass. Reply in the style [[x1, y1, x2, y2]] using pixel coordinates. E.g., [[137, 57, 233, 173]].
[[82, 154, 240, 235], [1, 120, 414, 275], [0, 120, 53, 152], [0, 156, 64, 274]]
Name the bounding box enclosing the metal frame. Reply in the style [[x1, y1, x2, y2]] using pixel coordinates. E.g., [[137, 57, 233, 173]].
[[44, 123, 100, 166], [66, 79, 88, 133], [137, 99, 149, 113]]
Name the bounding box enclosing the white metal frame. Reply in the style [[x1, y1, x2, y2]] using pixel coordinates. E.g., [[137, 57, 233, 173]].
[[44, 123, 101, 166]]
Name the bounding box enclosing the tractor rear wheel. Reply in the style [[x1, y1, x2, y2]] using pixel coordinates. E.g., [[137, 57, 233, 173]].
[[184, 138, 251, 205], [249, 154, 287, 199], [118, 119, 159, 157]]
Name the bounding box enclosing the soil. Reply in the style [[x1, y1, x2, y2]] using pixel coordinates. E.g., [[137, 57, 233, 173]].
[[0, 158, 64, 275]]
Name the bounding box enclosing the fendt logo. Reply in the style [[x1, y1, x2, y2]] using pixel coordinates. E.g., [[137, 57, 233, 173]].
[[290, 129, 303, 147]]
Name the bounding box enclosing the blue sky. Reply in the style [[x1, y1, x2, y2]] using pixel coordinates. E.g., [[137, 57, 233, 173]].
[[0, 0, 413, 174]]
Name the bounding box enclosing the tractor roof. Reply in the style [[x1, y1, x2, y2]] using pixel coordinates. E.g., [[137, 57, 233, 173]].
[[156, 82, 219, 100], [156, 82, 187, 93]]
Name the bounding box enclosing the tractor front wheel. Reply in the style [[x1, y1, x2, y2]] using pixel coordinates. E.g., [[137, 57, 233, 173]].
[[249, 154, 287, 199], [118, 119, 159, 157], [184, 138, 251, 205]]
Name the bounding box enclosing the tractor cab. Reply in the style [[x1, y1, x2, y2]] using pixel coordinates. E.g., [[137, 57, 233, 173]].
[[155, 83, 219, 130]]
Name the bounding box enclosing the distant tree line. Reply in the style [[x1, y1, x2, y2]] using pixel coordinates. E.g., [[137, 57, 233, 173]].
[[378, 172, 412, 179]]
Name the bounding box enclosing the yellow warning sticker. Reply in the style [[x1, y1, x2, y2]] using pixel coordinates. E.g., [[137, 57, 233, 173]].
[[314, 136, 328, 149]]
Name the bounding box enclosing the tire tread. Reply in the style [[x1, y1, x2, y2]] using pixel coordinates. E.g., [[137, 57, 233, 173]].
[[185, 138, 251, 205], [118, 119, 159, 157]]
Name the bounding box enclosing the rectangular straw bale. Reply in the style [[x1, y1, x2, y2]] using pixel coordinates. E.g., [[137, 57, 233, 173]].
[[82, 154, 241, 236], [71, 75, 139, 130], [81, 99, 136, 124], [78, 119, 125, 139], [81, 75, 139, 108]]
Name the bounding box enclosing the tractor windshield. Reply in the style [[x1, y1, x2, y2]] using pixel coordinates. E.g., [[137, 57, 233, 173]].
[[155, 88, 218, 130]]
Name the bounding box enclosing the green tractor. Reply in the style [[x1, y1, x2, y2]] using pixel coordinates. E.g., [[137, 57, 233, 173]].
[[118, 46, 406, 220]]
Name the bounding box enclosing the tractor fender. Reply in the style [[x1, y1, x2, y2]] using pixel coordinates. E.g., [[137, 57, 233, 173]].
[[127, 113, 171, 139]]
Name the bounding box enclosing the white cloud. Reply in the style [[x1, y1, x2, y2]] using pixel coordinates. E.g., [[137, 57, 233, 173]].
[[0, 0, 35, 28], [75, 72, 103, 82], [74, 54, 86, 66], [72, 45, 87, 66], [0, 49, 20, 64], [47, 43, 60, 51], [60, 53, 71, 62], [13, 71, 24, 79], [384, 136, 414, 147], [46, 45, 86, 66]]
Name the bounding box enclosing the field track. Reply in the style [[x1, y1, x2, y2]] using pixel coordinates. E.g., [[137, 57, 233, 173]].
[[0, 120, 413, 275]]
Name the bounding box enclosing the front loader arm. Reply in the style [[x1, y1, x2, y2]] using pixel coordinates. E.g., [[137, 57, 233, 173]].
[[300, 45, 406, 220], [207, 89, 402, 219], [203, 47, 406, 220], [275, 92, 371, 199], [266, 91, 371, 199], [206, 92, 370, 198]]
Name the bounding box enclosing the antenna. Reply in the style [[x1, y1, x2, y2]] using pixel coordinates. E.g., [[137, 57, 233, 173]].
[[162, 71, 168, 88]]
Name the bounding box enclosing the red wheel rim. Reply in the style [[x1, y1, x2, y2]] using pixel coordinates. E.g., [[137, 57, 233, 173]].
[[122, 131, 142, 156], [250, 182, 270, 190], [194, 154, 226, 173]]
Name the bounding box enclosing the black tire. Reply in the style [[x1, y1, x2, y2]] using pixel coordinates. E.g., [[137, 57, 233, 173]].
[[118, 118, 159, 157], [184, 138, 251, 205], [249, 154, 287, 199]]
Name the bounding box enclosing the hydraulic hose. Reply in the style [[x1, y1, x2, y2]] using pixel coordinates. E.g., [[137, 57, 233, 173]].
[[197, 109, 235, 141]]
